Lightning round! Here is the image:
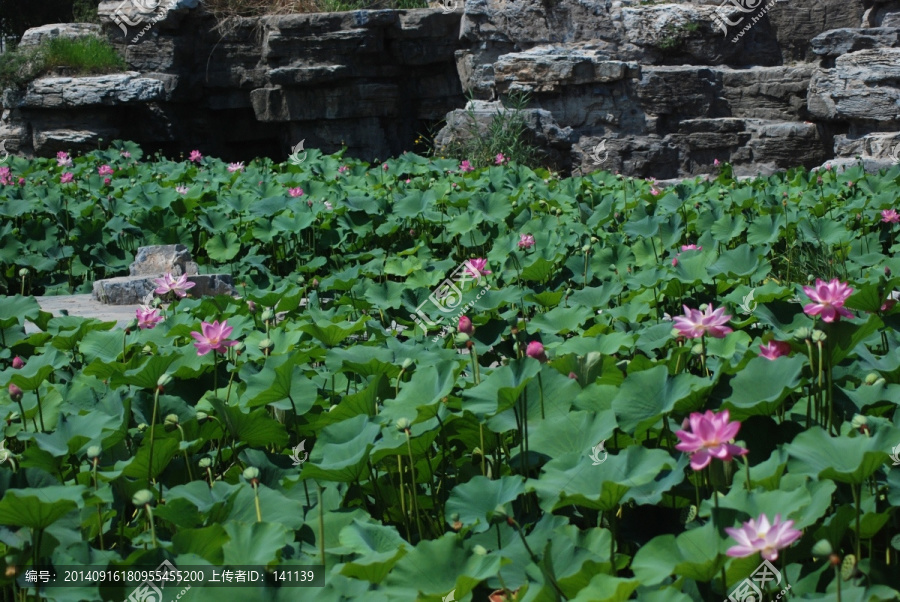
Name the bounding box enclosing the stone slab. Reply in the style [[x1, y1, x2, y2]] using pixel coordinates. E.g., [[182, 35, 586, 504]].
[[92, 274, 235, 305], [29, 295, 138, 334]]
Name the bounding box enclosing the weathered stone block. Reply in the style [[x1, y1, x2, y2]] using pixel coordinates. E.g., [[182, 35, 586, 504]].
[[129, 244, 198, 276]]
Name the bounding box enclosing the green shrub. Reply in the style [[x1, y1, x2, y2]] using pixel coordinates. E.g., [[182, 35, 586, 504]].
[[436, 90, 547, 170], [0, 35, 125, 90]]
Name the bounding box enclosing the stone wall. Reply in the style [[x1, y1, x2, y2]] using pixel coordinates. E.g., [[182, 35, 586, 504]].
[[2, 0, 900, 178], [0, 2, 465, 163]]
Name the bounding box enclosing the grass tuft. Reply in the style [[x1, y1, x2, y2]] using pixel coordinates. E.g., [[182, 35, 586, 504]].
[[0, 36, 125, 90]]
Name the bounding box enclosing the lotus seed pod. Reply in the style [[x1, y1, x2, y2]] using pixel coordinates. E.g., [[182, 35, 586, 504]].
[[196, 411, 208, 421], [794, 327, 811, 340], [473, 545, 488, 556], [396, 418, 411, 431], [242, 467, 260, 481], [850, 414, 868, 429], [581, 244, 591, 253], [137, 423, 148, 431], [865, 373, 879, 385], [691, 343, 703, 355], [297, 275, 306, 285], [233, 342, 245, 355], [132, 489, 154, 506], [698, 303, 709, 312], [590, 236, 598, 243], [164, 414, 179, 426], [454, 333, 470, 345], [807, 274, 815, 282], [198, 457, 212, 468], [261, 309, 275, 322], [811, 330, 827, 343], [87, 446, 102, 460], [18, 268, 28, 277], [401, 358, 414, 370], [157, 373, 173, 388], [258, 339, 274, 352], [142, 344, 153, 355]]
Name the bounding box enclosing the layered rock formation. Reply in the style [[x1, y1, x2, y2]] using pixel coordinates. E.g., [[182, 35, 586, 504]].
[[2, 0, 900, 177]]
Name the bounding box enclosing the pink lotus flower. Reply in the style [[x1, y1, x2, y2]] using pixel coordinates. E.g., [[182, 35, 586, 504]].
[[136, 306, 163, 330], [56, 151, 72, 167], [881, 209, 900, 223], [495, 153, 507, 165], [324, 201, 333, 211], [673, 304, 733, 339], [98, 165, 114, 176], [288, 187, 304, 197], [518, 234, 535, 249], [338, 165, 348, 173], [103, 178, 111, 186], [672, 257, 679, 267], [465, 258, 491, 278], [458, 316, 474, 335], [459, 160, 474, 173], [725, 514, 802, 562], [650, 187, 660, 196], [176, 185, 189, 195], [802, 278, 853, 322], [12, 356, 24, 369], [675, 409, 748, 471], [121, 151, 131, 158], [189, 150, 202, 163], [60, 173, 74, 184], [190, 320, 238, 356], [153, 273, 196, 298], [8, 384, 22, 402], [714, 159, 721, 167], [526, 341, 548, 362], [681, 244, 702, 251], [382, 163, 389, 171], [759, 340, 791, 360], [0, 167, 10, 186], [227, 162, 244, 172]]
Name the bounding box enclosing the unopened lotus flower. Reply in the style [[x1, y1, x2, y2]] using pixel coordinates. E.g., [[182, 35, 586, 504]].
[[881, 209, 900, 223], [518, 234, 535, 249], [459, 160, 474, 172], [465, 258, 492, 278], [153, 273, 196, 298], [802, 278, 853, 322], [191, 320, 238, 356], [189, 150, 202, 163], [759, 340, 791, 360], [458, 316, 474, 335], [8, 384, 22, 402], [675, 409, 748, 471], [56, 151, 72, 167], [725, 513, 802, 562], [227, 162, 244, 172], [60, 172, 74, 184], [526, 341, 548, 362], [136, 306, 163, 330], [98, 165, 114, 176], [12, 356, 23, 369], [673, 304, 733, 339]]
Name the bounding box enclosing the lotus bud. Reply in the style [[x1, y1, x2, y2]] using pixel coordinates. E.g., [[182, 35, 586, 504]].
[[865, 373, 879, 385], [242, 467, 260, 481], [401, 358, 414, 370], [11, 357, 23, 369], [247, 300, 257, 313], [8, 384, 22, 402], [812, 539, 833, 556], [132, 489, 154, 507], [885, 266, 891, 277]]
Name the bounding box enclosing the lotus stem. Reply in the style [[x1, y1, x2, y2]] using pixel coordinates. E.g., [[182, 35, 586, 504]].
[[34, 389, 45, 432], [405, 431, 423, 541], [317, 482, 326, 570], [253, 482, 262, 523], [147, 387, 160, 484]]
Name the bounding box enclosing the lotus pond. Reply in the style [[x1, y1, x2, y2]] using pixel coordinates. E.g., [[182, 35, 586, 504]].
[[1, 143, 900, 601]]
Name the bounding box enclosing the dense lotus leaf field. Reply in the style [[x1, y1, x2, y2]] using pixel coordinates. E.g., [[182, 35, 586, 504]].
[[1, 142, 900, 601]]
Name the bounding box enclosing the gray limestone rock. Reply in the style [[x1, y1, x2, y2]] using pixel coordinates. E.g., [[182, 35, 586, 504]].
[[130, 245, 199, 276]]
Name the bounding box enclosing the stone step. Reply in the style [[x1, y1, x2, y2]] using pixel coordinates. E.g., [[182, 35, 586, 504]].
[[92, 274, 235, 305]]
